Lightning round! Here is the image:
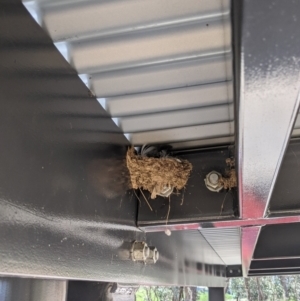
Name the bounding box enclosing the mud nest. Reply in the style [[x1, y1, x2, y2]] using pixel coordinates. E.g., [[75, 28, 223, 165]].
[[218, 158, 237, 190], [126, 148, 192, 199], [219, 169, 237, 190]]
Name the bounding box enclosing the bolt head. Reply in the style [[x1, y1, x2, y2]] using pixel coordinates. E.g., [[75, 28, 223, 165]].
[[131, 241, 150, 262], [157, 186, 173, 198], [204, 171, 223, 192], [145, 247, 159, 264], [209, 172, 219, 185]]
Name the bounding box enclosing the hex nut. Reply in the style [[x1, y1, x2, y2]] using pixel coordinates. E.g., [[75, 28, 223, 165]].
[[145, 246, 159, 264], [131, 241, 150, 262], [156, 186, 174, 198], [204, 171, 223, 192]]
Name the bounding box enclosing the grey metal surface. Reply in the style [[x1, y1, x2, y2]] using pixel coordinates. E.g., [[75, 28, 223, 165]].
[[238, 0, 300, 219], [141, 215, 300, 233], [200, 228, 241, 265], [292, 114, 300, 137], [29, 0, 230, 42], [118, 104, 233, 133], [0, 0, 226, 287], [269, 140, 300, 214], [0, 278, 67, 301], [248, 223, 300, 276], [241, 227, 261, 277], [128, 121, 234, 145], [209, 287, 225, 301], [102, 82, 232, 117], [92, 55, 231, 98], [24, 0, 234, 149]]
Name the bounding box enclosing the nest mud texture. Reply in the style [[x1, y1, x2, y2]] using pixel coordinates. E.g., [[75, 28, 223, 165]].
[[219, 169, 237, 190], [126, 148, 192, 199], [218, 158, 237, 190]]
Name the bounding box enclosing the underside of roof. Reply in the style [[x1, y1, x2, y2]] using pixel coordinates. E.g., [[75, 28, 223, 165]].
[[2, 0, 300, 290], [24, 0, 234, 149]]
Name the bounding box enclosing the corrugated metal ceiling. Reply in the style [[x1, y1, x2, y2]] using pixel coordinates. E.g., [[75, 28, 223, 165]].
[[200, 228, 241, 265], [24, 0, 234, 149]]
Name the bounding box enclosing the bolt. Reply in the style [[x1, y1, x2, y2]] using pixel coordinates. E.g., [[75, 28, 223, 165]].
[[145, 246, 159, 264], [131, 241, 150, 262], [157, 186, 173, 198], [204, 171, 223, 192], [209, 172, 219, 185]]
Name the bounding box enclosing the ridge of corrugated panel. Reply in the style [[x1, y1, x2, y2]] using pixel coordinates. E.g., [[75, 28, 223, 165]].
[[23, 0, 234, 149], [200, 228, 242, 265]]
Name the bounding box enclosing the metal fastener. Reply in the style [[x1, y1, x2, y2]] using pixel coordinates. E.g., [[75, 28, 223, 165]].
[[156, 186, 173, 198], [131, 241, 150, 262], [204, 171, 223, 192], [145, 246, 159, 264]]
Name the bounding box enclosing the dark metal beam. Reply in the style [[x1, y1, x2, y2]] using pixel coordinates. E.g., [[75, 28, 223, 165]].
[[249, 269, 300, 276], [254, 223, 300, 259], [0, 1, 226, 287], [251, 258, 300, 271], [226, 265, 242, 278], [209, 288, 225, 301], [269, 140, 300, 214]]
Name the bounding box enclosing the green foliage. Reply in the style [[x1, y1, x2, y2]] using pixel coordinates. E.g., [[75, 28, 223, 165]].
[[136, 286, 179, 301], [136, 276, 300, 301], [228, 276, 300, 301], [136, 286, 173, 301], [197, 292, 208, 301]]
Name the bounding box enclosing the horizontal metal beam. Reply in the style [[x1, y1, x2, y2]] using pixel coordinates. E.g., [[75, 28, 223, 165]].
[[0, 278, 67, 301], [249, 269, 300, 276], [254, 256, 300, 261], [141, 215, 300, 232], [226, 265, 242, 278], [251, 262, 300, 271]]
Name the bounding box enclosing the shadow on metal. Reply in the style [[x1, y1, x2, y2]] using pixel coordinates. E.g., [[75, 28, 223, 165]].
[[0, 0, 226, 287]]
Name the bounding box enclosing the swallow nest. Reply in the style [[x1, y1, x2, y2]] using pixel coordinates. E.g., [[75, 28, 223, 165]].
[[218, 158, 237, 190], [126, 148, 192, 199]]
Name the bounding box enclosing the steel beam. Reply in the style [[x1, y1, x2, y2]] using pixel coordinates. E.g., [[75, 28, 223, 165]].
[[141, 215, 300, 232], [241, 226, 261, 277], [250, 258, 300, 271], [0, 278, 67, 301], [209, 287, 225, 301], [249, 269, 300, 276], [238, 0, 300, 219], [0, 1, 226, 287]]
